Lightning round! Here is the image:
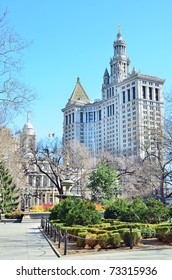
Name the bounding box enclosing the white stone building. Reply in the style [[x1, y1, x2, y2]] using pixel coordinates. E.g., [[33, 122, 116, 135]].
[[62, 28, 165, 158], [20, 114, 59, 208]]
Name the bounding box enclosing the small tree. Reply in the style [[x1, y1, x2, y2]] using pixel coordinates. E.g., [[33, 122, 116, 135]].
[[0, 161, 19, 213], [145, 198, 170, 224], [125, 197, 148, 223], [49, 197, 101, 226], [104, 197, 171, 224], [104, 198, 130, 220], [88, 161, 119, 201]]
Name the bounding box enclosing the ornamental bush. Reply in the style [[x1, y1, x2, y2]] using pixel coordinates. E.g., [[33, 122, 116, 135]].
[[122, 230, 142, 247], [104, 198, 129, 220], [141, 228, 156, 239], [85, 233, 98, 249], [97, 233, 109, 249], [77, 232, 88, 248], [155, 226, 171, 242], [145, 198, 171, 224], [104, 197, 171, 224], [5, 210, 24, 219], [108, 232, 122, 248], [50, 197, 101, 226], [163, 232, 172, 243]]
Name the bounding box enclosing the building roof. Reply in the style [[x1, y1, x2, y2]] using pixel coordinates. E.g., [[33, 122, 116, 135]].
[[22, 113, 36, 136], [69, 77, 90, 103]]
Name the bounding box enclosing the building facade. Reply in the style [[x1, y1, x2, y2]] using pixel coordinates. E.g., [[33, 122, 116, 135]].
[[62, 28, 165, 158], [20, 114, 59, 208]]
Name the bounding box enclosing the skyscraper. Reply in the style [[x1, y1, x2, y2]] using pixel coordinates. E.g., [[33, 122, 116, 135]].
[[62, 28, 165, 158]]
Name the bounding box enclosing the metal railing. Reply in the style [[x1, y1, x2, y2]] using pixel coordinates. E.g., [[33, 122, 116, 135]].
[[40, 217, 134, 255]]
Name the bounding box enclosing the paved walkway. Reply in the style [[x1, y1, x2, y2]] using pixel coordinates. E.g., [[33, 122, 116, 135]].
[[62, 247, 172, 260], [0, 222, 58, 260]]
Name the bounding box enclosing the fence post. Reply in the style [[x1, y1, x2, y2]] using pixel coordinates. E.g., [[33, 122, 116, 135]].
[[50, 222, 53, 237], [64, 229, 68, 255], [48, 220, 50, 234], [45, 219, 48, 232], [58, 227, 61, 248], [129, 225, 133, 249], [40, 217, 42, 228], [54, 227, 57, 243]]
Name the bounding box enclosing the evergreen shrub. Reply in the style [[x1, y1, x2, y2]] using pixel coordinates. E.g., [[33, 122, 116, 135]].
[[122, 230, 142, 247], [162, 232, 172, 243], [77, 232, 88, 248], [141, 228, 156, 239], [85, 233, 98, 249], [50, 197, 101, 226], [108, 232, 121, 248], [155, 226, 171, 242], [97, 233, 109, 249]]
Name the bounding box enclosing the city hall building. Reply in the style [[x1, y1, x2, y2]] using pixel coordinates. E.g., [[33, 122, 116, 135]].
[[62, 28, 165, 158]]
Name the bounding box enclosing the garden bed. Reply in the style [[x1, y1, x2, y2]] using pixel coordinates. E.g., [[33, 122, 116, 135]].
[[47, 235, 172, 256]]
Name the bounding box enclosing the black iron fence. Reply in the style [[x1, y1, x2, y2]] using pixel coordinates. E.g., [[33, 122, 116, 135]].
[[40, 217, 134, 255]]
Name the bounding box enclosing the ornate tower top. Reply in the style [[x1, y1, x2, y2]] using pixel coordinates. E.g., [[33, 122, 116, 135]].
[[22, 112, 36, 136], [20, 113, 36, 157], [117, 25, 122, 40], [109, 26, 130, 83]]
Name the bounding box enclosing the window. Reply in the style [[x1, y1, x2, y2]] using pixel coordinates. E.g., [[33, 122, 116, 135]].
[[88, 112, 93, 122], [123, 91, 125, 103], [43, 176, 47, 187], [107, 106, 109, 117], [132, 87, 136, 99], [142, 86, 146, 99], [65, 115, 68, 125], [155, 88, 159, 101], [128, 89, 130, 102], [110, 88, 111, 98], [99, 110, 101, 121], [107, 89, 109, 99], [36, 176, 41, 187], [80, 112, 83, 123], [149, 87, 153, 100]]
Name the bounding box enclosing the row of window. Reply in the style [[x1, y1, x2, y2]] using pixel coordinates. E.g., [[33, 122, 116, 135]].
[[142, 86, 159, 101], [65, 113, 74, 125], [123, 87, 136, 103]]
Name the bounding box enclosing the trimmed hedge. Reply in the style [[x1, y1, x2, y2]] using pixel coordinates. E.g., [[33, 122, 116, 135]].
[[85, 234, 98, 249], [141, 228, 156, 239], [122, 230, 142, 247], [108, 232, 122, 248], [98, 233, 109, 249], [77, 232, 88, 248], [155, 226, 171, 242]]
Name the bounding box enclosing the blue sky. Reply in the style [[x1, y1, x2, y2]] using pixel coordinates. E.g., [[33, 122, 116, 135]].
[[2, 0, 172, 140]]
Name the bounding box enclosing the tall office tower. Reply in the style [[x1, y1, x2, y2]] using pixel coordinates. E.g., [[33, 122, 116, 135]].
[[62, 28, 165, 158]]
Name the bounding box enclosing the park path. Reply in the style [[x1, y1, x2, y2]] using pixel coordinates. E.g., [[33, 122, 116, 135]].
[[0, 222, 58, 260]]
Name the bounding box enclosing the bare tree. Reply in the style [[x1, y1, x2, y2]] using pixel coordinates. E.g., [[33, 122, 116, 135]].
[[63, 140, 93, 196], [0, 127, 27, 188], [22, 137, 64, 195], [0, 9, 35, 126], [23, 138, 94, 197]]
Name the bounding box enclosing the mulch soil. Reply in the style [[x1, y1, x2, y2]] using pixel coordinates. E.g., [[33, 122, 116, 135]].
[[46, 234, 172, 256]]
